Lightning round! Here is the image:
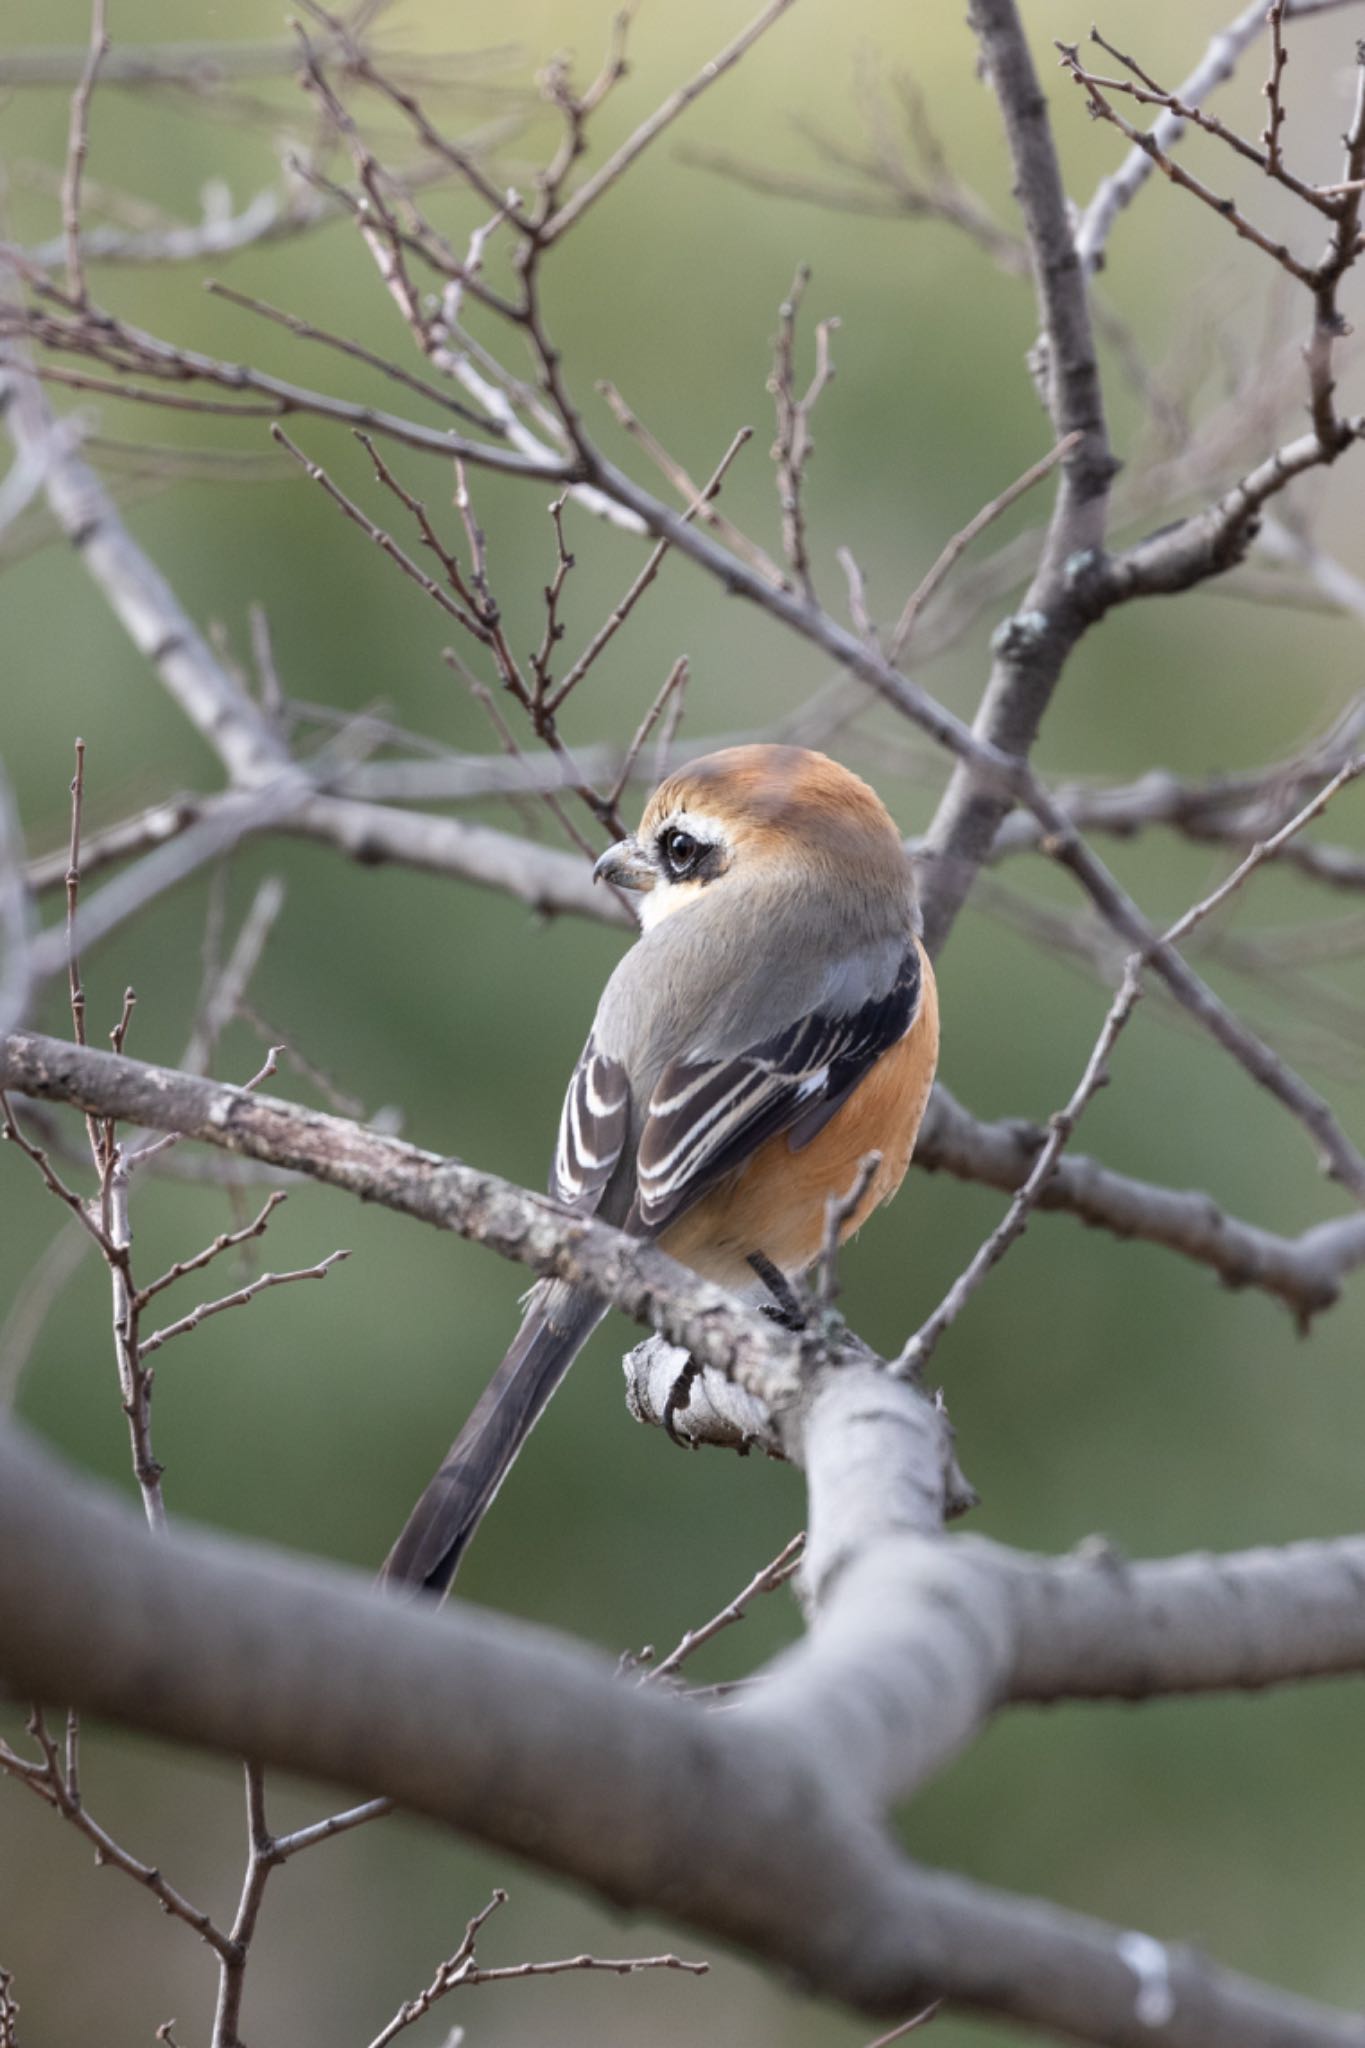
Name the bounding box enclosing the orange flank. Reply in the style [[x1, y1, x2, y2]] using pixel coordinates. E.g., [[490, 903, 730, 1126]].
[[660, 939, 940, 1291]]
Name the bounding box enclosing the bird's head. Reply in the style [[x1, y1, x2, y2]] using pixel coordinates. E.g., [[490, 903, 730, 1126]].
[[592, 744, 912, 932]]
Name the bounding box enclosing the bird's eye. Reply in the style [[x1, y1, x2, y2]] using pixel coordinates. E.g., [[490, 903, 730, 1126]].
[[659, 827, 703, 878]]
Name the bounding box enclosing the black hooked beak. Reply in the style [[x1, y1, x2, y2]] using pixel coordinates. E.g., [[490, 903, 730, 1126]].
[[592, 836, 656, 892]]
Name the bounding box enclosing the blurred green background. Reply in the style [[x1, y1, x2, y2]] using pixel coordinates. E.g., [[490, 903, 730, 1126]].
[[2, 0, 1365, 2042]]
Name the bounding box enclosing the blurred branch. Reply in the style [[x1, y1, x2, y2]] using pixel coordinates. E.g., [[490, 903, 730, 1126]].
[[1073, 0, 1365, 274], [7, 1418, 1365, 2046], [21, 786, 627, 924]]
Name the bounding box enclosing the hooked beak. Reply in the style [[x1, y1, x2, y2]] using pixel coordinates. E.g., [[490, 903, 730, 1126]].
[[592, 836, 656, 893]]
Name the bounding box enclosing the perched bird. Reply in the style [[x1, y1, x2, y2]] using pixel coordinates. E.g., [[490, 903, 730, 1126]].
[[383, 743, 940, 1594]]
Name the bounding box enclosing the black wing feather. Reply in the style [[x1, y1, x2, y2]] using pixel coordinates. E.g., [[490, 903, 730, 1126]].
[[550, 1036, 630, 1214], [635, 945, 921, 1233]]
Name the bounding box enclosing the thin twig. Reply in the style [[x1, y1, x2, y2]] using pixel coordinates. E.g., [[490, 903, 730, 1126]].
[[1, 1709, 233, 1959], [864, 2004, 943, 2046], [768, 266, 838, 604], [1263, 0, 1288, 174], [365, 1886, 707, 2048], [204, 279, 495, 431], [211, 1762, 274, 2048], [135, 1192, 288, 1307], [598, 380, 784, 583], [0, 1091, 109, 1249], [139, 1249, 350, 1358], [605, 659, 690, 814], [62, 0, 110, 305], [898, 753, 1365, 1376], [1056, 40, 1316, 285], [889, 432, 1081, 663], [64, 738, 88, 1052], [642, 1533, 805, 1686], [541, 0, 798, 244], [545, 426, 751, 716], [269, 426, 487, 633], [270, 1796, 394, 1859], [814, 1152, 882, 1306]]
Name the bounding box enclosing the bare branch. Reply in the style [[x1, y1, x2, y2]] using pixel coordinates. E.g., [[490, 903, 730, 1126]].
[[365, 1885, 707, 2048], [545, 426, 751, 715], [1073, 0, 1354, 274], [598, 381, 783, 581], [205, 279, 496, 431], [814, 1152, 882, 1307], [0, 1706, 233, 1961], [6, 1425, 1365, 2047], [642, 1534, 805, 1687], [23, 786, 627, 925], [768, 266, 838, 604], [1057, 41, 1316, 285], [138, 1247, 350, 1359], [61, 0, 109, 307], [540, 0, 799, 245], [903, 755, 1365, 1371], [135, 1191, 288, 1306], [889, 430, 1081, 662], [916, 1082, 1365, 1322], [920, 0, 1115, 952]]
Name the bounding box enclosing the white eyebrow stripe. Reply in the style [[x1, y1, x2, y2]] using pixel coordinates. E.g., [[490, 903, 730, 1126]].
[[658, 807, 728, 849]]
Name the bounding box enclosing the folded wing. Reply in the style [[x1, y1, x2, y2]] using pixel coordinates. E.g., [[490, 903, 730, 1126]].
[[634, 944, 922, 1234], [550, 1036, 631, 1214]]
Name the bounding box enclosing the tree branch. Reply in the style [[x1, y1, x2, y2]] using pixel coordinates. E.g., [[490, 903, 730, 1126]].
[[919, 0, 1115, 955], [916, 1084, 1365, 1322], [4, 1423, 1365, 2047]]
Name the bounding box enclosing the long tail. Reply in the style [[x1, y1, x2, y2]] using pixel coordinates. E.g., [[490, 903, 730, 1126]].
[[380, 1281, 606, 1597]]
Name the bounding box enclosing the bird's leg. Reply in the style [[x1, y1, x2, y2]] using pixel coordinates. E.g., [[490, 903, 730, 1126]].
[[747, 1251, 807, 1331], [663, 1253, 804, 1447], [662, 1357, 702, 1448]]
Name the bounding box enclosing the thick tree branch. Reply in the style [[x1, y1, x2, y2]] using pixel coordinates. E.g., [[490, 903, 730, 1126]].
[[917, 1085, 1365, 1322], [0, 1030, 804, 1401], [6, 1033, 1361, 1340], [4, 1425, 1365, 2048], [1008, 1532, 1365, 1701]]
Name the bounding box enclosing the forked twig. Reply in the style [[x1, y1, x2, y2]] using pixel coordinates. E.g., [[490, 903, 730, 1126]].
[[365, 1886, 707, 2048], [898, 752, 1365, 1375]]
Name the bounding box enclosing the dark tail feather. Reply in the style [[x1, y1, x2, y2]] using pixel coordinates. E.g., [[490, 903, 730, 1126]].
[[380, 1283, 605, 1597]]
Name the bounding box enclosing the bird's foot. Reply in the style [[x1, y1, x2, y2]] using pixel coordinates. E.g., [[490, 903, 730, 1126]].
[[747, 1251, 807, 1331], [662, 1356, 702, 1447]]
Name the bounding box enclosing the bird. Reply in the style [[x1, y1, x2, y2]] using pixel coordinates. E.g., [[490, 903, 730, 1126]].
[[382, 743, 940, 1595]]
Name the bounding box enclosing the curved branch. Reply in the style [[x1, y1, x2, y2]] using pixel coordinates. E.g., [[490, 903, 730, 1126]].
[[3, 1424, 1365, 2048], [917, 1083, 1365, 1322]]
